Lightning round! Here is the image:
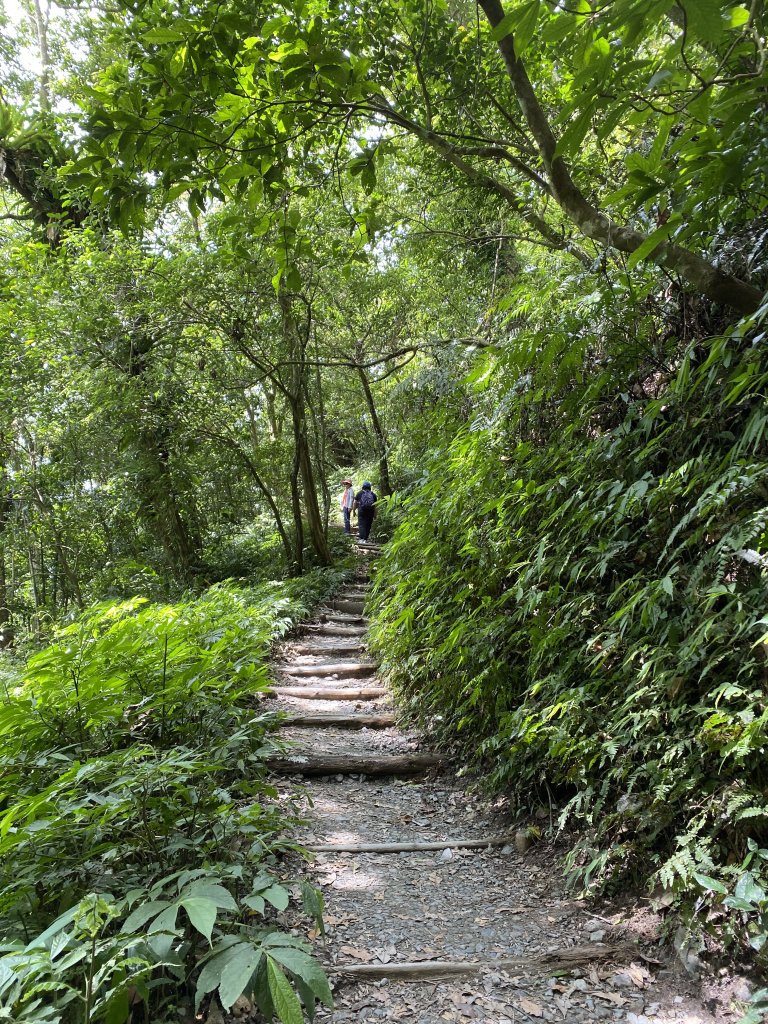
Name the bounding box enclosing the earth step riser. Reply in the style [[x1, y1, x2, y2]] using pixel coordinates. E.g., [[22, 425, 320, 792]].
[[269, 686, 386, 700], [329, 601, 365, 614], [320, 612, 367, 624], [280, 662, 376, 678], [265, 752, 441, 776], [280, 713, 395, 729]]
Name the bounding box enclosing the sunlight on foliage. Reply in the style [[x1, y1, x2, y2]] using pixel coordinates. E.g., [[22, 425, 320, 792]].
[[0, 573, 341, 1022]]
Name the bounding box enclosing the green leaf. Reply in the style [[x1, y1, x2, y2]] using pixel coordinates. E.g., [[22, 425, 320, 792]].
[[626, 215, 681, 269], [693, 872, 728, 894], [147, 904, 180, 957], [728, 6, 750, 28], [180, 897, 218, 944], [182, 881, 238, 912], [514, 1, 541, 55], [263, 884, 290, 911], [681, 0, 724, 42], [143, 27, 187, 43], [219, 945, 263, 1010], [317, 64, 348, 88], [121, 900, 170, 934], [490, 13, 515, 41], [267, 956, 304, 1024], [195, 941, 252, 1011], [268, 947, 333, 1008]]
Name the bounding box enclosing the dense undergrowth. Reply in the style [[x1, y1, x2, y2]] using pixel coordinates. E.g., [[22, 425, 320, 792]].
[[0, 571, 342, 1023], [368, 300, 768, 980]]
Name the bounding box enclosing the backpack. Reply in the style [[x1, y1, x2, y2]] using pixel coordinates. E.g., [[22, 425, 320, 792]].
[[358, 489, 375, 511]]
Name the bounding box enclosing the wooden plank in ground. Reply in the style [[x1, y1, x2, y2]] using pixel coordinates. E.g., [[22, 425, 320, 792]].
[[269, 685, 386, 700], [305, 625, 367, 636], [280, 713, 395, 729], [306, 835, 512, 853], [265, 752, 441, 776], [331, 944, 636, 982]]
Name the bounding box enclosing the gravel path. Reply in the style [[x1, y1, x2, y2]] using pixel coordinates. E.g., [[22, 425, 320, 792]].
[[261, 542, 727, 1024]]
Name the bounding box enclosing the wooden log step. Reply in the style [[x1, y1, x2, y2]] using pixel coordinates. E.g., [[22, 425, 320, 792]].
[[320, 612, 367, 624], [305, 625, 367, 637], [281, 713, 396, 729], [307, 835, 512, 853], [280, 662, 375, 678], [269, 686, 387, 700], [291, 643, 363, 656], [265, 752, 441, 777], [331, 944, 635, 982]]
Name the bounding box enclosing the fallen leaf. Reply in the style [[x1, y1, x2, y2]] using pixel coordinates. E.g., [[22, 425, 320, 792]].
[[626, 963, 651, 987], [594, 990, 627, 1006], [339, 945, 374, 962], [517, 997, 544, 1017]]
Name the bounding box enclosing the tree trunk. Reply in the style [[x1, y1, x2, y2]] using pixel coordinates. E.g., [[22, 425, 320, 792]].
[[31, 0, 52, 112], [0, 465, 13, 648], [279, 286, 332, 566], [356, 365, 392, 497]]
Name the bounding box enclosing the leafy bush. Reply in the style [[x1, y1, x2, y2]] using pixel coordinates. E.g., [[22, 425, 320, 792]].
[[368, 298, 768, 964], [0, 572, 342, 1022]]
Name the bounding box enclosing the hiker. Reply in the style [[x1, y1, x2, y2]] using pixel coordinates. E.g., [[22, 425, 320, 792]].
[[353, 481, 377, 542], [340, 477, 355, 534]]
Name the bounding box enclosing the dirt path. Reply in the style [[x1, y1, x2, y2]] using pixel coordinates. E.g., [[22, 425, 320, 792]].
[[266, 544, 724, 1024]]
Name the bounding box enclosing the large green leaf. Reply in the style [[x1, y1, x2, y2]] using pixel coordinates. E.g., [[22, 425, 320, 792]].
[[266, 956, 304, 1024], [219, 945, 264, 1010], [179, 897, 218, 944]]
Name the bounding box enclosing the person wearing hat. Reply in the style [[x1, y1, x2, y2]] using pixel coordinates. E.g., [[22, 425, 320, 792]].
[[340, 478, 355, 534], [353, 481, 377, 542]]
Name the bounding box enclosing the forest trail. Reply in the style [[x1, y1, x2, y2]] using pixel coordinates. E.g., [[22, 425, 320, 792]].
[[264, 544, 719, 1024]]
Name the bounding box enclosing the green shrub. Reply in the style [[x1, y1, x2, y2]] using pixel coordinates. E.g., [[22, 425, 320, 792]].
[[0, 572, 341, 1022], [368, 300, 768, 964]]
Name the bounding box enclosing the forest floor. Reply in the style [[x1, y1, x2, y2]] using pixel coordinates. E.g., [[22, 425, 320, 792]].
[[256, 542, 741, 1024]]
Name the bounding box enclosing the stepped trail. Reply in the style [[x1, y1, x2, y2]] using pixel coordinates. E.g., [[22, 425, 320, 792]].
[[262, 541, 720, 1024]]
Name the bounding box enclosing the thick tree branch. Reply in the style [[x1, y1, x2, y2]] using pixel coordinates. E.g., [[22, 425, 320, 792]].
[[477, 0, 763, 316], [365, 97, 592, 267]]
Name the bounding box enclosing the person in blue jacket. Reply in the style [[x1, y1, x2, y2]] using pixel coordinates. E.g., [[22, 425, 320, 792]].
[[353, 481, 377, 541]]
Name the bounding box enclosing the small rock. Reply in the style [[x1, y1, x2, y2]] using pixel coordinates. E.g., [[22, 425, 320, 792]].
[[232, 995, 252, 1018], [609, 973, 633, 988], [626, 1015, 649, 1024], [515, 830, 531, 854], [501, 844, 514, 855], [589, 929, 607, 942], [436, 847, 453, 862], [732, 977, 753, 1001]]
